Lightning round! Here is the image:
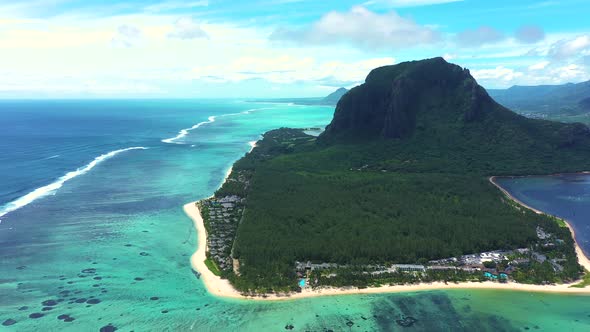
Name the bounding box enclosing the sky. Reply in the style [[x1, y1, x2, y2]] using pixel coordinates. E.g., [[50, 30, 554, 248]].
[[0, 0, 589, 98]]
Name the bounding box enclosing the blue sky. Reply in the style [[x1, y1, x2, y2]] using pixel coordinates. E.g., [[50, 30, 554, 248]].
[[0, 0, 589, 98]]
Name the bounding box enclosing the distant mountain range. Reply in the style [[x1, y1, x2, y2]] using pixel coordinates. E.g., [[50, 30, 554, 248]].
[[488, 81, 590, 118], [322, 87, 348, 105]]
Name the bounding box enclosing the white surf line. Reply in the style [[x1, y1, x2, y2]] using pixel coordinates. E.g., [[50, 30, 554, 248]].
[[161, 108, 270, 145], [0, 147, 148, 222]]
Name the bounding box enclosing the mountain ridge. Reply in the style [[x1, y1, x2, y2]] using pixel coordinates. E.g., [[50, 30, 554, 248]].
[[321, 57, 590, 148], [487, 80, 590, 117]]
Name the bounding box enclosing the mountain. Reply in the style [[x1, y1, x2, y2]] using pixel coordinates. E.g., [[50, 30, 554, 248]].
[[321, 57, 590, 149], [322, 87, 348, 105], [323, 57, 495, 139], [487, 80, 590, 117], [204, 58, 589, 293]]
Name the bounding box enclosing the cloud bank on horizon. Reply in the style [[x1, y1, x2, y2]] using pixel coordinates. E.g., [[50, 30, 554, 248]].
[[0, 0, 588, 98]]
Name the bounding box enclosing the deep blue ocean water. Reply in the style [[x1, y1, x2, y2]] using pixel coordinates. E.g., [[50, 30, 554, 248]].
[[1, 100, 589, 331]]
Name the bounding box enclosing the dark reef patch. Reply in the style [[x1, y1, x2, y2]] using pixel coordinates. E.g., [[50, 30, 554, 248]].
[[29, 313, 44, 319], [87, 299, 101, 304], [2, 319, 17, 326], [42, 299, 59, 306], [370, 292, 519, 331], [396, 316, 418, 327], [99, 323, 118, 332]]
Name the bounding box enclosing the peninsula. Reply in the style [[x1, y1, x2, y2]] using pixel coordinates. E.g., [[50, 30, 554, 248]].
[[186, 58, 590, 299]]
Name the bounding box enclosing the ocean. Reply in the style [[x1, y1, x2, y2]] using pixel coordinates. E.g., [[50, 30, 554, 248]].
[[1, 100, 589, 331]]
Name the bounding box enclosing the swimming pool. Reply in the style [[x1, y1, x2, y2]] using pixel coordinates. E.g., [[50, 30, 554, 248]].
[[299, 279, 306, 287]]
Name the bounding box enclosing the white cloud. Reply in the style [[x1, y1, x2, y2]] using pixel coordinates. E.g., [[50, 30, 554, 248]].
[[167, 17, 208, 40], [471, 66, 523, 82], [528, 61, 550, 70], [192, 55, 396, 86], [555, 64, 585, 81], [111, 24, 142, 48], [548, 35, 590, 60], [456, 26, 505, 47], [270, 6, 439, 50], [442, 53, 456, 61]]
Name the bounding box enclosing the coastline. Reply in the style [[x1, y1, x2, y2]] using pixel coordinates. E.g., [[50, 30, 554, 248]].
[[184, 200, 590, 301], [489, 176, 590, 272], [183, 145, 590, 300]]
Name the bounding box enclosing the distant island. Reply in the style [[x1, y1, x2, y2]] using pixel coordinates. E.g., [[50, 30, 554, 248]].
[[250, 87, 349, 106], [186, 57, 590, 299], [488, 80, 590, 122]]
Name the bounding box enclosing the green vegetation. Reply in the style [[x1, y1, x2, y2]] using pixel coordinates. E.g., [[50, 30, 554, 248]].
[[309, 268, 487, 289], [570, 270, 590, 288], [204, 258, 222, 276], [202, 58, 589, 294]]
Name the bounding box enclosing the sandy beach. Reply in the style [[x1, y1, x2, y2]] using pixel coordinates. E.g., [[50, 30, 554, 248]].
[[185, 201, 590, 300], [183, 169, 590, 301]]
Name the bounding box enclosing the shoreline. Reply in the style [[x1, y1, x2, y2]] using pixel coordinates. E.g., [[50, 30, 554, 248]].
[[184, 152, 590, 300], [489, 176, 590, 272], [184, 200, 590, 301]]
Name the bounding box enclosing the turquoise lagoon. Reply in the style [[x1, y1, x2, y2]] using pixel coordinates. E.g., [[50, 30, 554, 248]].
[[0, 100, 589, 331]]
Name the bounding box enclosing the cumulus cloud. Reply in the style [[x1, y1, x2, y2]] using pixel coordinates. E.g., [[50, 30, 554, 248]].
[[192, 55, 395, 86], [455, 26, 505, 47], [111, 24, 142, 48], [555, 64, 585, 81], [471, 60, 589, 88], [270, 6, 439, 50], [167, 17, 209, 40], [547, 35, 590, 60], [471, 66, 523, 82], [528, 61, 550, 70], [515, 25, 545, 44]]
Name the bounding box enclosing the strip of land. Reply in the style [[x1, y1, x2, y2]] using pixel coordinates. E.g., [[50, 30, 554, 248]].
[[185, 175, 590, 300]]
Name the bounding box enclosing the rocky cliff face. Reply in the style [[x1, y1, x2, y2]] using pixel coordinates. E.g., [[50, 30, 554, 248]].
[[321, 57, 497, 140]]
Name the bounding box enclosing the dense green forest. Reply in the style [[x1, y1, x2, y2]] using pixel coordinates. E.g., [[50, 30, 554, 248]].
[[205, 58, 590, 293]]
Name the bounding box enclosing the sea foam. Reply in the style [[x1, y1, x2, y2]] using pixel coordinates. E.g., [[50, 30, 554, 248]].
[[161, 108, 268, 144], [0, 147, 148, 221], [162, 116, 217, 144]]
